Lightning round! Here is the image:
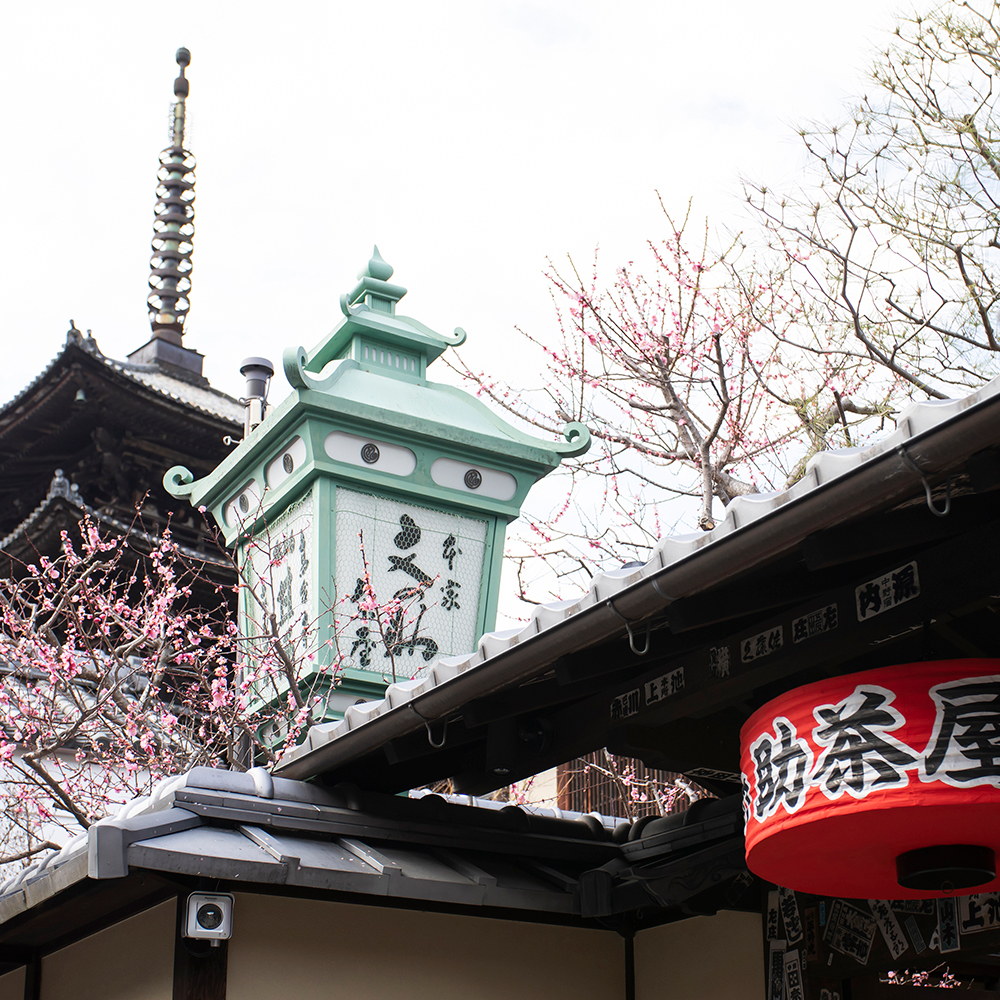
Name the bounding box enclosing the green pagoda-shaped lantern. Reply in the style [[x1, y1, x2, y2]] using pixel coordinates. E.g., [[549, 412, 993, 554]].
[[165, 248, 589, 717]]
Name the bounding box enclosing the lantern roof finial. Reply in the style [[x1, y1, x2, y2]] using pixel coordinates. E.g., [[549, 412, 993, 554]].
[[363, 246, 394, 282], [281, 249, 466, 379], [345, 246, 407, 316]]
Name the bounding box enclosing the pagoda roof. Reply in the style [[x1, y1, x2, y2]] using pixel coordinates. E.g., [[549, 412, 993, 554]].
[[0, 469, 233, 579], [0, 326, 241, 431], [0, 327, 241, 540]]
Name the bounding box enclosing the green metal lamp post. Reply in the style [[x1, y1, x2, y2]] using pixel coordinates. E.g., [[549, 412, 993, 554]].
[[165, 248, 589, 723]]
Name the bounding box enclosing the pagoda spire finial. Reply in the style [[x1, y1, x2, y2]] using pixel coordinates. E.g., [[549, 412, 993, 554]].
[[147, 47, 196, 347], [171, 46, 191, 148]]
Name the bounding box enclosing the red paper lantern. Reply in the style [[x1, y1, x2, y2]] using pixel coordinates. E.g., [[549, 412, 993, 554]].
[[740, 660, 1000, 898]]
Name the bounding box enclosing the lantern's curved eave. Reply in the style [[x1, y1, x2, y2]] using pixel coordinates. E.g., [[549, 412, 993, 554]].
[[308, 365, 587, 459], [166, 359, 587, 516], [306, 307, 463, 373]]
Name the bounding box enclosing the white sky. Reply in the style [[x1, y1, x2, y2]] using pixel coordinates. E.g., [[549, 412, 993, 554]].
[[3, 0, 910, 617], [4, 0, 905, 407]]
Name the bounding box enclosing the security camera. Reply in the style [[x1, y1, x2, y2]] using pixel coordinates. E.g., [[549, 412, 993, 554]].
[[184, 892, 234, 943]]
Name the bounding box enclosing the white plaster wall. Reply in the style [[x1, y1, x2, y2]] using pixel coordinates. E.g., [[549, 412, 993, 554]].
[[40, 897, 175, 1000], [227, 893, 624, 1000], [634, 910, 763, 1000], [0, 966, 24, 1000]]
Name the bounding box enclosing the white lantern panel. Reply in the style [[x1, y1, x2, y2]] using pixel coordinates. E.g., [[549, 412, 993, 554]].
[[242, 493, 314, 654], [266, 436, 308, 490], [335, 488, 487, 677], [430, 457, 517, 502], [325, 431, 416, 477], [225, 478, 263, 528]]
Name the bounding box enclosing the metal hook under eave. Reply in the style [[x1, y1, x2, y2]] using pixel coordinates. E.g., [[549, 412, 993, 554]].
[[627, 621, 651, 656], [604, 598, 651, 656], [897, 445, 952, 518], [409, 703, 448, 748], [424, 718, 448, 748]]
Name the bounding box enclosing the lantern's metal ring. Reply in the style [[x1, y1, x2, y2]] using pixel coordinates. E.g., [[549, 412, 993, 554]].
[[408, 703, 448, 748], [604, 599, 651, 656], [896, 446, 952, 518]]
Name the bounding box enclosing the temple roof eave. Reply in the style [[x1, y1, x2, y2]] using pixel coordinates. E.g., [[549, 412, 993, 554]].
[[0, 333, 241, 437], [0, 471, 233, 573]]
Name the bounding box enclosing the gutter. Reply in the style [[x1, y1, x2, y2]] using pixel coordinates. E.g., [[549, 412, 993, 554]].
[[274, 385, 1000, 780]]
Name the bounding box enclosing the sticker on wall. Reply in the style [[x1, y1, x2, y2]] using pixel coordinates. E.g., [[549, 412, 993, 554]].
[[741, 626, 783, 664], [724, 870, 755, 907], [768, 941, 786, 1000], [937, 897, 961, 953], [804, 908, 820, 963], [766, 890, 781, 940], [610, 688, 641, 721], [779, 886, 804, 945], [890, 900, 935, 915], [868, 899, 908, 959], [783, 950, 805, 1000], [904, 915, 926, 954], [688, 766, 741, 783], [643, 667, 684, 705], [792, 603, 838, 643], [958, 893, 1000, 935], [855, 561, 919, 621], [824, 899, 876, 965], [709, 645, 730, 678]]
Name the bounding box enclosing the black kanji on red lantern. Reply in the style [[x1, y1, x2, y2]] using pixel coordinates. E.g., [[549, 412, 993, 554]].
[[811, 686, 918, 798], [750, 718, 814, 820], [923, 676, 1000, 786]]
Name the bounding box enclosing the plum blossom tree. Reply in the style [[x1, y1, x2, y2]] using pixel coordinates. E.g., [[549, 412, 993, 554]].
[[453, 203, 889, 604], [444, 0, 1000, 826], [0, 513, 421, 866]]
